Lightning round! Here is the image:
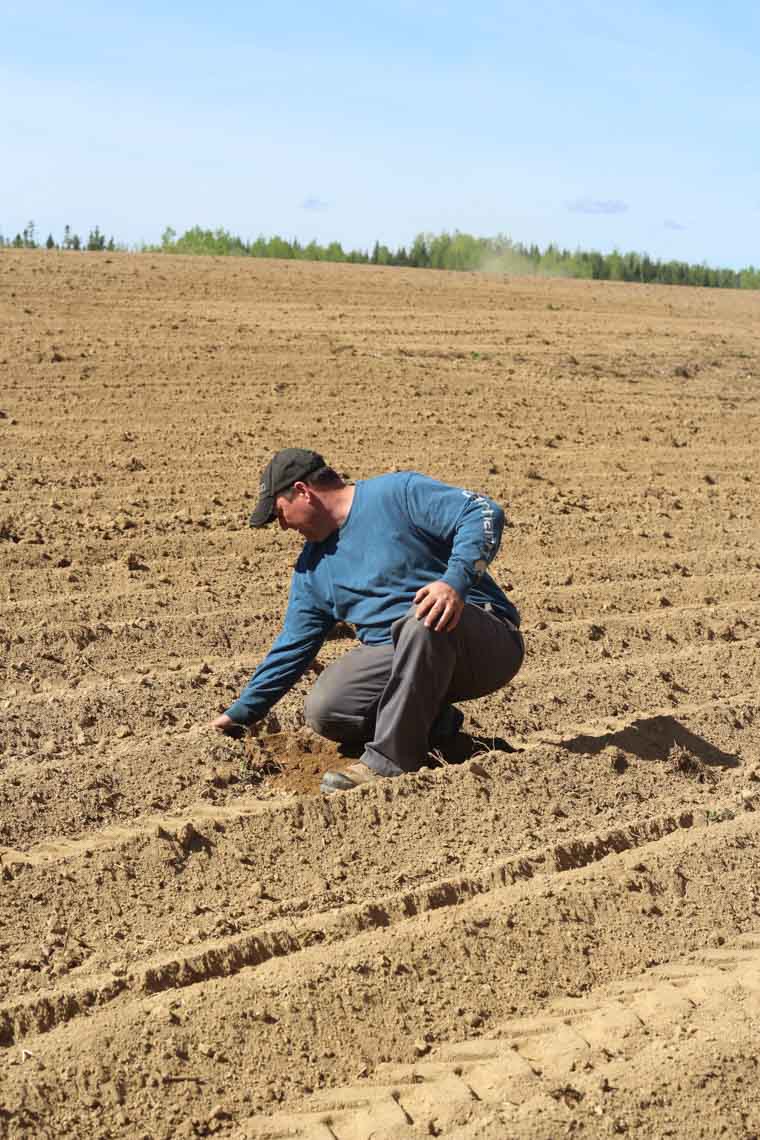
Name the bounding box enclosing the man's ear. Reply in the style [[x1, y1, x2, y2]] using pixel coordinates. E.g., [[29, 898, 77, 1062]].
[[291, 480, 310, 498]]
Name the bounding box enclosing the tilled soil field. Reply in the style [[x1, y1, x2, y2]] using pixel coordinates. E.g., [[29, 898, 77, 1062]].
[[1, 250, 759, 1139]]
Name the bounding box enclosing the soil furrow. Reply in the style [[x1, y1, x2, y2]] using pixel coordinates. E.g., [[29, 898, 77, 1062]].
[[2, 679, 757, 851], [0, 793, 719, 1025], [2, 813, 760, 1139]]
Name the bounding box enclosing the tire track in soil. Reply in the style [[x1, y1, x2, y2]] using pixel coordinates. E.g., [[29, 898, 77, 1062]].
[[3, 813, 760, 1139], [236, 939, 760, 1139]]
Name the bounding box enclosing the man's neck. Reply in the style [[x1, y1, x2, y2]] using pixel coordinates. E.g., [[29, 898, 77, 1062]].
[[325, 484, 355, 529]]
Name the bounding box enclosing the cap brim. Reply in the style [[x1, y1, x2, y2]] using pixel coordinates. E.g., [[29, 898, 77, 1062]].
[[249, 495, 275, 527]]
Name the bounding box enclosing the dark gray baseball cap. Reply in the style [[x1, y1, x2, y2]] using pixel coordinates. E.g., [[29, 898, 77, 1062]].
[[249, 448, 326, 527]]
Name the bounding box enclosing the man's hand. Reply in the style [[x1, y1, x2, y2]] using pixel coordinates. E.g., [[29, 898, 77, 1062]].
[[414, 581, 464, 632], [209, 713, 247, 739]]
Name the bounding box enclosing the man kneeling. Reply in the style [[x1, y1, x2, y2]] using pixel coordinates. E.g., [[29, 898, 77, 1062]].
[[210, 448, 524, 792]]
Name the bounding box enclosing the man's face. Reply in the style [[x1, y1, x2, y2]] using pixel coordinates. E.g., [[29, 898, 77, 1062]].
[[275, 487, 325, 541]]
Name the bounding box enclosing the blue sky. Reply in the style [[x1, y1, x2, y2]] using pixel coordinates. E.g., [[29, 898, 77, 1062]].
[[2, 1, 758, 266]]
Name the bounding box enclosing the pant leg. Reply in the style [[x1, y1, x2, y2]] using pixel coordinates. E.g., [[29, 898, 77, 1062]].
[[303, 642, 394, 744], [446, 605, 525, 703], [362, 604, 524, 777]]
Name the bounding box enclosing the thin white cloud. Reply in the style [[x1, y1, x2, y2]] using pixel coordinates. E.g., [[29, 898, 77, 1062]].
[[664, 218, 686, 230], [566, 197, 629, 215], [301, 196, 329, 212]]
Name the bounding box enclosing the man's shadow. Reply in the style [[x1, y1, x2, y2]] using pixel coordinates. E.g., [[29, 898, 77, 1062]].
[[338, 715, 739, 772], [430, 731, 521, 765], [557, 714, 740, 769], [337, 732, 520, 767]]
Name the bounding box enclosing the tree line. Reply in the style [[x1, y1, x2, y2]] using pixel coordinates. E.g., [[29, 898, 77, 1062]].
[[3, 220, 759, 290], [153, 226, 760, 288], [1, 220, 117, 252]]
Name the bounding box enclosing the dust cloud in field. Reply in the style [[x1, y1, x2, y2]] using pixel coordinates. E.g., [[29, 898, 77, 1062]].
[[479, 247, 572, 277]]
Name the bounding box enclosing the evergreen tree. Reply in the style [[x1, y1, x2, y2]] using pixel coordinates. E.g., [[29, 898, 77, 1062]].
[[45, 234, 56, 250], [71, 233, 81, 250], [408, 234, 430, 268], [589, 251, 606, 279], [87, 226, 106, 251]]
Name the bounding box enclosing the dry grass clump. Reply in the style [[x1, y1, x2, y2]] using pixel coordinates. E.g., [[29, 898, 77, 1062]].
[[667, 743, 717, 785]]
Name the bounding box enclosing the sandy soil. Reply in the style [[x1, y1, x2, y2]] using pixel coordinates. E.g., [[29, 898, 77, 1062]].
[[1, 249, 759, 1138]]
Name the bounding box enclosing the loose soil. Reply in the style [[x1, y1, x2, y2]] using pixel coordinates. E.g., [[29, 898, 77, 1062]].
[[1, 250, 759, 1138]]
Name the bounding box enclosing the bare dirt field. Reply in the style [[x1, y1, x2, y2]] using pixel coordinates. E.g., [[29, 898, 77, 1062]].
[[1, 249, 759, 1138]]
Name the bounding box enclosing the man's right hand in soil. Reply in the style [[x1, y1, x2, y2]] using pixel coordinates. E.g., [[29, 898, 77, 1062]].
[[209, 713, 247, 739]]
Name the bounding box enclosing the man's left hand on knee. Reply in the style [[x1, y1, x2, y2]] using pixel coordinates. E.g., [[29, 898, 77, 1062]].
[[414, 581, 464, 632]]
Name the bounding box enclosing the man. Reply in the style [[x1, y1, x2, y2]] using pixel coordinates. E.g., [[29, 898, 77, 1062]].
[[211, 448, 524, 793]]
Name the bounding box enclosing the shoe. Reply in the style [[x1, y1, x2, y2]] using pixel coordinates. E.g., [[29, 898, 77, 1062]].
[[429, 704, 464, 747], [320, 761, 382, 794]]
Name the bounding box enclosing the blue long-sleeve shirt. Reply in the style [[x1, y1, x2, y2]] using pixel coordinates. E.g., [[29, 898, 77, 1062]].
[[225, 472, 519, 725]]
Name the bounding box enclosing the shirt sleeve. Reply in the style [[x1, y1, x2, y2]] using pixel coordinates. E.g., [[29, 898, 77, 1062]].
[[404, 473, 505, 599], [224, 561, 333, 725]]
